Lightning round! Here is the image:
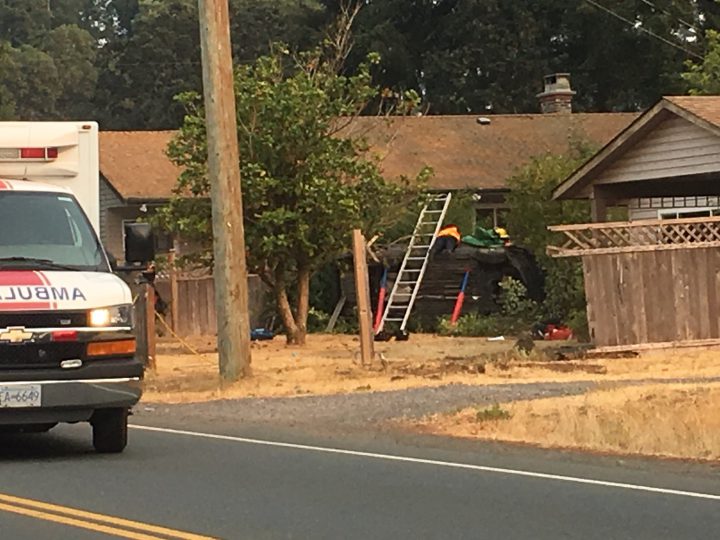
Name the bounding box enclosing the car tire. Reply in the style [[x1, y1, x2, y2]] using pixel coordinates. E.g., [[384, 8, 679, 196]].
[[91, 408, 128, 453]]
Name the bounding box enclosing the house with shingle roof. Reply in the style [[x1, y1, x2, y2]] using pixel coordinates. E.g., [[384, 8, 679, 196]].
[[555, 95, 720, 221], [97, 75, 636, 259], [551, 95, 720, 351], [98, 131, 178, 258]]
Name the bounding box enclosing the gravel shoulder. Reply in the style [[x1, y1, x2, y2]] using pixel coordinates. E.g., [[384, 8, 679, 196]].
[[134, 376, 720, 434]]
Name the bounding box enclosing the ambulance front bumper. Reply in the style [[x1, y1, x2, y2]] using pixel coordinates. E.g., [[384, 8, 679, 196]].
[[0, 376, 142, 425]]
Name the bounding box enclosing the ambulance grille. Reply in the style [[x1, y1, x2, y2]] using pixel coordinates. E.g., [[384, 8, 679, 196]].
[[0, 342, 85, 370], [0, 311, 88, 329]]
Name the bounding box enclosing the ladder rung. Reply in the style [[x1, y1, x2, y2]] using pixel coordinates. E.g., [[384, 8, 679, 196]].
[[407, 257, 426, 260], [423, 210, 444, 214], [396, 281, 416, 284], [393, 293, 411, 297], [384, 318, 404, 322], [410, 245, 431, 249], [402, 269, 422, 272]]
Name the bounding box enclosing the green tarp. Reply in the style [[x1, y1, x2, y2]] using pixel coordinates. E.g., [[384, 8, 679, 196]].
[[461, 226, 504, 248]]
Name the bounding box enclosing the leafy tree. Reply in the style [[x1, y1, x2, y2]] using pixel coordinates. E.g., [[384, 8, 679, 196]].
[[93, 0, 324, 129], [0, 0, 51, 45], [683, 29, 720, 94], [41, 25, 98, 117], [324, 0, 704, 114], [505, 139, 596, 332], [0, 1, 98, 120], [92, 0, 202, 129], [0, 44, 60, 119], [159, 28, 426, 344]]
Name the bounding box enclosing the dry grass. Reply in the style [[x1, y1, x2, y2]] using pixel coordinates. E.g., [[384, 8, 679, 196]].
[[411, 383, 720, 461], [143, 333, 720, 404]]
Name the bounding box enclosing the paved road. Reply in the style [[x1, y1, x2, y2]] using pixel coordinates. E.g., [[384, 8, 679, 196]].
[[1, 412, 719, 539]]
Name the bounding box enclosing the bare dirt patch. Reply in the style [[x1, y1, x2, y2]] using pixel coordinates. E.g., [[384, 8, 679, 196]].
[[143, 333, 720, 404], [409, 383, 720, 461]]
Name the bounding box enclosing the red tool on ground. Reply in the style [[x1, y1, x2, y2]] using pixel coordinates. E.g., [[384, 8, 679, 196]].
[[451, 270, 470, 324], [544, 324, 573, 340], [374, 268, 388, 333]]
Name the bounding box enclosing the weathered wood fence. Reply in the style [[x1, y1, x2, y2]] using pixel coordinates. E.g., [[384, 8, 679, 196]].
[[155, 274, 267, 336], [549, 217, 720, 350]]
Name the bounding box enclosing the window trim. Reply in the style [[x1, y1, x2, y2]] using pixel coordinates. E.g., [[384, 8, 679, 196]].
[[657, 207, 720, 220]]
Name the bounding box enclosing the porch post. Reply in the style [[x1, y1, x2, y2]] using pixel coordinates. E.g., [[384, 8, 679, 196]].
[[590, 188, 608, 222]]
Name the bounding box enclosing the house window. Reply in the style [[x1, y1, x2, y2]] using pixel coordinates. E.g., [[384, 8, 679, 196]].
[[475, 207, 509, 229], [658, 208, 720, 220], [122, 220, 174, 256], [475, 209, 494, 229]]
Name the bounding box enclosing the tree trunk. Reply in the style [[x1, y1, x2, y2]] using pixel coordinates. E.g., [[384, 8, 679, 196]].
[[275, 283, 302, 345], [294, 267, 311, 346]]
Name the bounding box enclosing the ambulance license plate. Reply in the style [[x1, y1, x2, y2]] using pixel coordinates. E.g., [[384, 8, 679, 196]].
[[0, 385, 41, 408]]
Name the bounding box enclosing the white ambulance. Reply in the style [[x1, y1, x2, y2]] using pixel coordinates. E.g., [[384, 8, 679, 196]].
[[0, 122, 154, 453]]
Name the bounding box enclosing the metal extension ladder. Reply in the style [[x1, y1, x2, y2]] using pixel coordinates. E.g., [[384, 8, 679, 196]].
[[376, 192, 453, 335]]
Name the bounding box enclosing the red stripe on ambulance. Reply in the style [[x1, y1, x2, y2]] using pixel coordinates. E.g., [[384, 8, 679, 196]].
[[0, 271, 45, 286], [34, 271, 57, 309], [0, 302, 54, 311], [0, 271, 53, 310]]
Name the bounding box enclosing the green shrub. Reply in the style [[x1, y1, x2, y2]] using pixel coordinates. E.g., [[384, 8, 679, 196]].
[[476, 403, 512, 422], [331, 306, 360, 335], [307, 307, 330, 333], [567, 309, 590, 342], [436, 313, 503, 337], [498, 277, 539, 322]]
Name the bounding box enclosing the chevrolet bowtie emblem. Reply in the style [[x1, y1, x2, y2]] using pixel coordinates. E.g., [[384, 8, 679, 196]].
[[0, 327, 33, 343]]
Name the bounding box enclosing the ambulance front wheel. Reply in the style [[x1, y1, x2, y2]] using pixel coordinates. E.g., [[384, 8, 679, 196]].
[[91, 408, 129, 453]]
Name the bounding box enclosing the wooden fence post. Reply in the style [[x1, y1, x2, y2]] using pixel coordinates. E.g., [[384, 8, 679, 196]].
[[169, 249, 179, 331], [135, 286, 148, 368], [352, 229, 374, 366], [145, 282, 156, 371]]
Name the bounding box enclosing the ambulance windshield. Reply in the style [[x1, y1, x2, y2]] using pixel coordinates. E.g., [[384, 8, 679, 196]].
[[0, 192, 107, 271]]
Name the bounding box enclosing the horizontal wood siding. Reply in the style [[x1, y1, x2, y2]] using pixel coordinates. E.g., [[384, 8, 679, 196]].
[[582, 248, 720, 347], [99, 177, 123, 247], [597, 116, 720, 184], [628, 207, 658, 221]]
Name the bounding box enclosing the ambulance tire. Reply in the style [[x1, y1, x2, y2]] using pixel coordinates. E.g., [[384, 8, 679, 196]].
[[92, 408, 128, 453]]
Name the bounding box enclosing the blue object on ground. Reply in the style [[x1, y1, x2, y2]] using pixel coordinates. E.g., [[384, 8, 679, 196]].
[[250, 328, 274, 341]]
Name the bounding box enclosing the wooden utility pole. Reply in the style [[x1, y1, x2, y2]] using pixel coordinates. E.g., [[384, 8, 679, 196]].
[[352, 229, 374, 366], [198, 0, 251, 380]]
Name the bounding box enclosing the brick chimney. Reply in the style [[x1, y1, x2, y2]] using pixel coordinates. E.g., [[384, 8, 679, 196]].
[[537, 73, 575, 114]]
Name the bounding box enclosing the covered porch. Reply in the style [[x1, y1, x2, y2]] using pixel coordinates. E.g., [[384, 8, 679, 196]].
[[552, 96, 720, 350]]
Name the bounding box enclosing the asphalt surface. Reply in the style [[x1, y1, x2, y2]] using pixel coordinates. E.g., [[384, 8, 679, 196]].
[[2, 387, 720, 540]]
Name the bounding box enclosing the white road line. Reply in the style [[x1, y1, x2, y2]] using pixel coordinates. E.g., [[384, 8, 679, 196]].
[[130, 424, 720, 502]]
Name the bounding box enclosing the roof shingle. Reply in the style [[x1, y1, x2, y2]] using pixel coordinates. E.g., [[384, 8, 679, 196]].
[[99, 113, 636, 200], [341, 113, 637, 190], [664, 95, 720, 129], [99, 130, 181, 201]]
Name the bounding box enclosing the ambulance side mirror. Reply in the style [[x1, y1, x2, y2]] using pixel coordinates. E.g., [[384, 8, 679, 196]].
[[124, 222, 156, 264]]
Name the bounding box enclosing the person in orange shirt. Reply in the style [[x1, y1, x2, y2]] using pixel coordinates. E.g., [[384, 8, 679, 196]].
[[430, 223, 461, 259]]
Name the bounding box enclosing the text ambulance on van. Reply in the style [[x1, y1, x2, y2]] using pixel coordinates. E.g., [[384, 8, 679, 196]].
[[0, 122, 154, 453]]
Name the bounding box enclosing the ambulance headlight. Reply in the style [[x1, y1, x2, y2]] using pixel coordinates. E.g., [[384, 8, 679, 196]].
[[89, 305, 132, 327]]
